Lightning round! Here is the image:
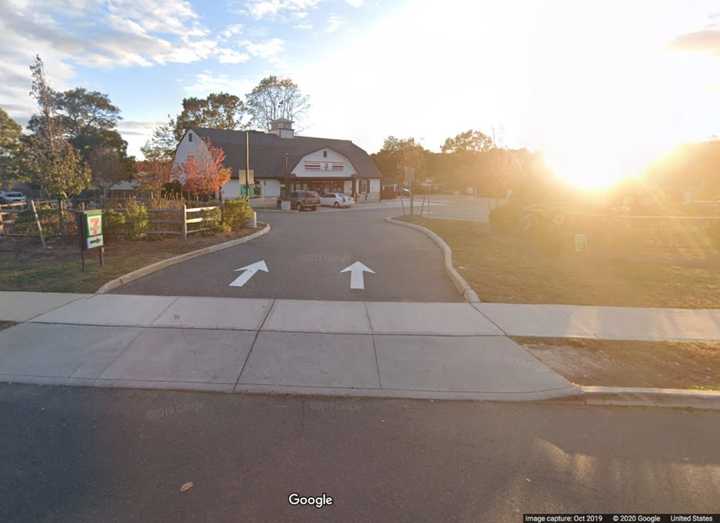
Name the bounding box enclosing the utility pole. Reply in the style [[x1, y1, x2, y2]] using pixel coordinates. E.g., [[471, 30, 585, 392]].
[[245, 130, 250, 197]]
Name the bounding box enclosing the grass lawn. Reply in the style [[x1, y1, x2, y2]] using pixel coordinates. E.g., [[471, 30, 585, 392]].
[[402, 217, 720, 308], [516, 337, 720, 391], [0, 228, 257, 293]]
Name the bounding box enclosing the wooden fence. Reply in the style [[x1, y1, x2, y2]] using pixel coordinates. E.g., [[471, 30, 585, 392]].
[[148, 204, 221, 240], [0, 200, 76, 238], [0, 202, 25, 235]]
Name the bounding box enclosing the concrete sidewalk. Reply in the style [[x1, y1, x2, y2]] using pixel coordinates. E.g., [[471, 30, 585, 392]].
[[2, 292, 720, 401], [0, 292, 576, 400], [5, 291, 720, 341]]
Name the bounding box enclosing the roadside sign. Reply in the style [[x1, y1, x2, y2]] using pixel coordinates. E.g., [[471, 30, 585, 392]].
[[78, 209, 103, 249], [75, 209, 104, 271]]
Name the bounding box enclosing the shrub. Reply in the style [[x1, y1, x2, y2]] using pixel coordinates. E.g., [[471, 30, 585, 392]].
[[124, 199, 149, 240], [222, 199, 254, 230], [103, 208, 127, 239], [201, 208, 226, 234]]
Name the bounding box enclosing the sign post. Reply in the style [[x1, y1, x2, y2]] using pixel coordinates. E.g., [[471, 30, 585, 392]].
[[403, 167, 415, 216], [76, 209, 104, 271]]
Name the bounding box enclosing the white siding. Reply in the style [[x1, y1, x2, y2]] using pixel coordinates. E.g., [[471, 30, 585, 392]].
[[291, 149, 356, 178], [172, 130, 211, 184], [370, 179, 381, 193]]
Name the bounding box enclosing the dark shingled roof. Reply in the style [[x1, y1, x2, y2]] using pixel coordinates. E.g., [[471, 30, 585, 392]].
[[191, 128, 381, 180]]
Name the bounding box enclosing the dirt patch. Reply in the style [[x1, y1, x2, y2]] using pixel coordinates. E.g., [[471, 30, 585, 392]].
[[0, 227, 258, 293], [401, 216, 720, 308], [516, 337, 720, 390], [0, 321, 16, 331]]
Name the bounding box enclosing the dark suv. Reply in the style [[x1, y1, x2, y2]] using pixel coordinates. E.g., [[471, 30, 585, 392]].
[[284, 190, 320, 211]]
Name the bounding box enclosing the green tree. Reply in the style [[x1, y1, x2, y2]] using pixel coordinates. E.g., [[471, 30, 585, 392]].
[[26, 55, 90, 199], [441, 129, 494, 153], [142, 117, 177, 162], [84, 134, 135, 194], [29, 55, 60, 153], [56, 88, 134, 191], [0, 108, 24, 184], [372, 136, 428, 184], [36, 141, 92, 198], [55, 87, 121, 139], [246, 76, 309, 131], [174, 93, 245, 141]]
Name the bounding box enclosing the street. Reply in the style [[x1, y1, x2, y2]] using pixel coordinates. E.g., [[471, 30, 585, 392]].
[[114, 207, 463, 301], [0, 384, 718, 522]]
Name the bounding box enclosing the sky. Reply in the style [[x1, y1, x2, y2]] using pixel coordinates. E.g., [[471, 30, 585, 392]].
[[1, 0, 720, 184]]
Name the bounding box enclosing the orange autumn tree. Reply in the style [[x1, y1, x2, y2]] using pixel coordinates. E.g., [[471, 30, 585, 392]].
[[173, 140, 231, 197], [136, 158, 172, 193]]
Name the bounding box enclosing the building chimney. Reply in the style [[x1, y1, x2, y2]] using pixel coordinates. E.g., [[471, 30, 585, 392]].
[[269, 118, 294, 139]]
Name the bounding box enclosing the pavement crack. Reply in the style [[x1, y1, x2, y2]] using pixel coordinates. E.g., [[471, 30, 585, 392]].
[[233, 298, 276, 392], [363, 301, 383, 388]]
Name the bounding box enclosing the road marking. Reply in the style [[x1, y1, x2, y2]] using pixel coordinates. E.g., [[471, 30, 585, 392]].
[[340, 261, 375, 290], [229, 260, 269, 288]]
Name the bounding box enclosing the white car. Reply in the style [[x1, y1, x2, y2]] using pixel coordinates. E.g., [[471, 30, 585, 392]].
[[0, 191, 27, 204], [319, 192, 354, 208]]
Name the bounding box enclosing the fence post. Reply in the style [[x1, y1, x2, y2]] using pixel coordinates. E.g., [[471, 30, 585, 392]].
[[182, 203, 188, 240], [31, 200, 46, 249]]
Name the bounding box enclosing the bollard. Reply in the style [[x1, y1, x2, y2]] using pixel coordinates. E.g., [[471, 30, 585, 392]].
[[250, 211, 257, 228]]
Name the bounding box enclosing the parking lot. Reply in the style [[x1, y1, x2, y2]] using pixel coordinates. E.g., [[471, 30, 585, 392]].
[[115, 203, 467, 301]]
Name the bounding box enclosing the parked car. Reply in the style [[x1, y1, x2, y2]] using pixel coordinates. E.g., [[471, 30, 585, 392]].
[[0, 191, 27, 205], [283, 190, 321, 211], [320, 192, 354, 208]]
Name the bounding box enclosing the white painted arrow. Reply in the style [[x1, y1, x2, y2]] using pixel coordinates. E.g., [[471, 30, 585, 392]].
[[340, 261, 375, 290], [229, 260, 269, 287]]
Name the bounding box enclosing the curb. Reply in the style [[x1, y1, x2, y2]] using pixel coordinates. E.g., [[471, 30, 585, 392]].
[[385, 216, 481, 303], [0, 374, 580, 402], [563, 386, 720, 410], [96, 223, 271, 294], [252, 208, 297, 213]]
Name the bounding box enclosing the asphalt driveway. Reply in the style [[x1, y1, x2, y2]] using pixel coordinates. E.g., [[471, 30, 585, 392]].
[[115, 208, 462, 301]]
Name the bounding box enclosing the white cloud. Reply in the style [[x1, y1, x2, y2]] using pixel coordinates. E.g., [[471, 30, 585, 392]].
[[0, 0, 286, 132], [345, 0, 364, 6], [243, 0, 322, 19], [117, 119, 166, 159], [184, 71, 256, 97], [220, 23, 244, 40], [325, 15, 344, 33], [243, 38, 285, 62], [217, 48, 250, 64]]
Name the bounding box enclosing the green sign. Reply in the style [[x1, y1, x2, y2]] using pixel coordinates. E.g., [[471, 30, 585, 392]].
[[79, 209, 103, 250]]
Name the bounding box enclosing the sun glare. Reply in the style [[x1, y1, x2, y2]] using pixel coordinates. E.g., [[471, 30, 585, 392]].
[[544, 148, 627, 190], [525, 1, 710, 191]]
